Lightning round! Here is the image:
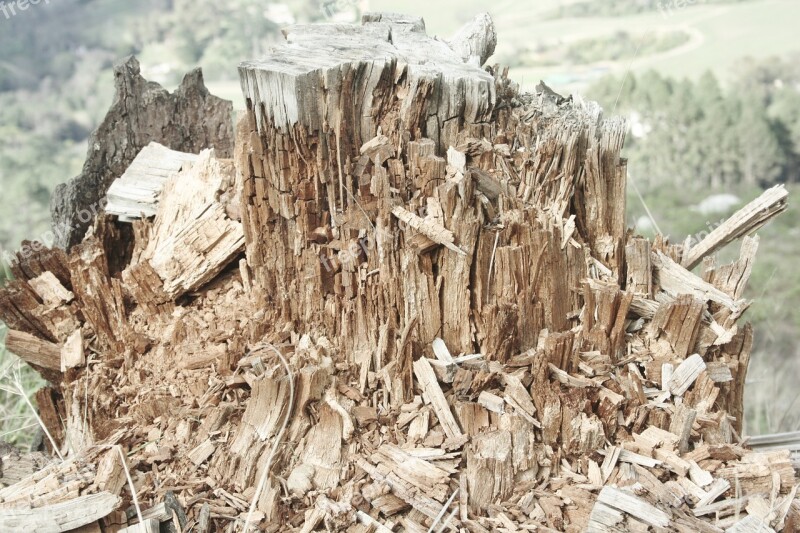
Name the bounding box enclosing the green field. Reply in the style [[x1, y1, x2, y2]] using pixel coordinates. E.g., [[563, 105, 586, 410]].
[[373, 0, 800, 93]]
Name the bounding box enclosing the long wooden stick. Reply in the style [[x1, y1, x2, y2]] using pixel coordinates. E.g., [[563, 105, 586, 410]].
[[682, 184, 788, 270]]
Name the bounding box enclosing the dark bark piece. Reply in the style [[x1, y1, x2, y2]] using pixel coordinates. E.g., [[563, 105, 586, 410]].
[[50, 57, 234, 250]]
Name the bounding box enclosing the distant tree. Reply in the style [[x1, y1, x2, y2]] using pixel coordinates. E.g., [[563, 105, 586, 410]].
[[769, 87, 800, 180], [637, 71, 672, 111], [736, 100, 786, 186], [589, 67, 799, 191]]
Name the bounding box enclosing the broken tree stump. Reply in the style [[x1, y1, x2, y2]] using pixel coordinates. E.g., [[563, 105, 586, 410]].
[[0, 11, 796, 533]]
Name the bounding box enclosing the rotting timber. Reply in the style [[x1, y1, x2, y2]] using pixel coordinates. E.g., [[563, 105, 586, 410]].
[[0, 12, 797, 533]]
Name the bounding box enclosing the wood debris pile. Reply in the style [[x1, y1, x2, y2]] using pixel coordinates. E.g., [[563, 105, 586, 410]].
[[1, 12, 798, 533]]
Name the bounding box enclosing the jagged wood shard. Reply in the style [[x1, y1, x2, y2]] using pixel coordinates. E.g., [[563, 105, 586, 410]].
[[105, 142, 198, 222], [0, 491, 120, 532], [682, 184, 788, 270]]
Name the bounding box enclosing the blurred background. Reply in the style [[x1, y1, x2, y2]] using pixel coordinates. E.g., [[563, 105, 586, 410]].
[[0, 0, 798, 446]]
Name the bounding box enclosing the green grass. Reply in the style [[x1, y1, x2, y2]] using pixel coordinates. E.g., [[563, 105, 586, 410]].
[[508, 30, 691, 68]]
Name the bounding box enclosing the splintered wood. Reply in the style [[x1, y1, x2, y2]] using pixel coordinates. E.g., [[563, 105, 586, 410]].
[[0, 11, 797, 533], [105, 142, 199, 222]]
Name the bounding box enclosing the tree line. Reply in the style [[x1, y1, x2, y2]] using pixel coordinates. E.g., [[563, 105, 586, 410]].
[[588, 57, 800, 190]]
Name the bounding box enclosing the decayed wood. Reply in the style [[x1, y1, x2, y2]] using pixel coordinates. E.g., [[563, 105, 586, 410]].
[[0, 11, 794, 533], [105, 142, 198, 221], [133, 149, 245, 299], [28, 271, 74, 307], [0, 491, 120, 532], [60, 328, 84, 371], [682, 184, 788, 270], [4, 328, 61, 370], [589, 486, 670, 529], [654, 251, 743, 313], [445, 12, 497, 65], [118, 519, 160, 533], [391, 205, 466, 255], [668, 353, 706, 396], [625, 237, 652, 297], [239, 13, 496, 153], [413, 357, 463, 439]]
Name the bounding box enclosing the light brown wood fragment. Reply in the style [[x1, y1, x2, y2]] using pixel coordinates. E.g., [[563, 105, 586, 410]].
[[548, 363, 595, 388], [668, 354, 706, 396], [4, 329, 61, 370], [706, 361, 733, 383], [105, 142, 198, 221], [446, 13, 497, 65], [706, 236, 759, 301], [654, 252, 742, 312], [187, 439, 216, 466], [724, 514, 775, 533], [696, 478, 731, 508], [413, 357, 463, 439], [392, 205, 466, 255], [653, 447, 691, 476], [772, 484, 798, 530], [148, 202, 245, 298], [137, 150, 245, 299], [0, 491, 120, 532], [625, 237, 652, 297], [92, 449, 126, 496], [356, 510, 394, 533], [636, 426, 680, 449], [693, 496, 750, 517], [587, 502, 624, 532], [688, 460, 714, 488], [407, 410, 430, 442], [477, 391, 504, 414], [669, 403, 698, 454], [29, 271, 74, 307], [632, 464, 682, 508], [356, 458, 458, 523], [431, 337, 454, 363], [617, 449, 661, 468], [601, 446, 621, 483], [60, 328, 84, 371], [466, 430, 513, 510], [592, 486, 670, 528], [682, 184, 787, 270]]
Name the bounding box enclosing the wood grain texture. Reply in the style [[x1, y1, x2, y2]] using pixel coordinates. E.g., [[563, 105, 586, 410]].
[[0, 11, 794, 533]]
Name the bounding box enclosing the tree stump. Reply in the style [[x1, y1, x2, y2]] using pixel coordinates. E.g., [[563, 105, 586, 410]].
[[0, 11, 795, 533]]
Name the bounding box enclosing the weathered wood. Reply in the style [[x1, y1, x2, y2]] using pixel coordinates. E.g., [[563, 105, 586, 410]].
[[682, 184, 787, 270], [51, 57, 233, 249], [60, 328, 84, 371], [135, 149, 245, 299], [105, 142, 198, 221], [0, 11, 792, 533], [4, 328, 61, 370], [590, 486, 671, 529], [668, 354, 706, 396], [413, 357, 463, 439], [0, 491, 120, 532], [118, 519, 160, 533]]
